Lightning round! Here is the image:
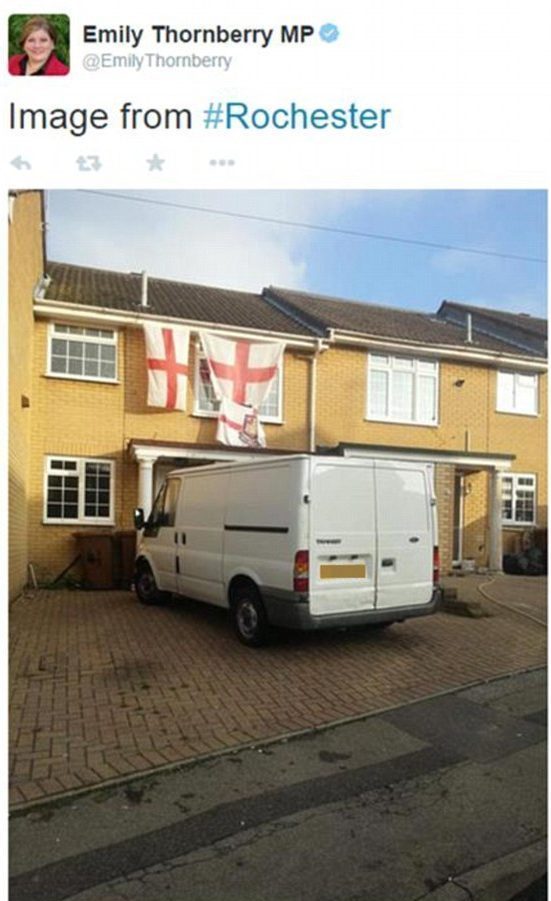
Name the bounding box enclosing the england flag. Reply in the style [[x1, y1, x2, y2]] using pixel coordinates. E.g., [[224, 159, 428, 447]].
[[200, 332, 284, 409], [143, 322, 190, 410]]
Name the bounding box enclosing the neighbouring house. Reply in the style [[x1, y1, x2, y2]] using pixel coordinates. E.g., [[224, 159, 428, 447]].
[[8, 191, 547, 597]]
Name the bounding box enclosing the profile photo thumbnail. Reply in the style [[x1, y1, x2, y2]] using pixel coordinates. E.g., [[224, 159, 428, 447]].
[[8, 13, 69, 76]]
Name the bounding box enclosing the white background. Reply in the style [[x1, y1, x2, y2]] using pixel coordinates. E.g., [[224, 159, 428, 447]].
[[2, 0, 550, 188]]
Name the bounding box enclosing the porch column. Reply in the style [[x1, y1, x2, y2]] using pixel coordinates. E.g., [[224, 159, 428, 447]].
[[137, 458, 155, 519], [488, 469, 503, 572]]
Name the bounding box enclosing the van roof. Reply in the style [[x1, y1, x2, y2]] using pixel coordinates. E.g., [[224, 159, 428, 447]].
[[167, 455, 312, 477]]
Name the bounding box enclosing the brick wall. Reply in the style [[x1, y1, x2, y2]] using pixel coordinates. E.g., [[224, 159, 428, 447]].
[[434, 464, 454, 574], [9, 192, 44, 599]]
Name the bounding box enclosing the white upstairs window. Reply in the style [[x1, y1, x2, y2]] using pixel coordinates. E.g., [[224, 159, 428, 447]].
[[496, 371, 538, 416], [47, 324, 118, 382], [367, 354, 438, 425], [194, 355, 283, 422]]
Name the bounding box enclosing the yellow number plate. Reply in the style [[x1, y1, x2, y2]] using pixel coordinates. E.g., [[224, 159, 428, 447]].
[[320, 564, 366, 580]]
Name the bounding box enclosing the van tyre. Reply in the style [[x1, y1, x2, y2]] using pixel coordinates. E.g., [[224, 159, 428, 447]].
[[232, 583, 270, 647], [135, 563, 168, 606]]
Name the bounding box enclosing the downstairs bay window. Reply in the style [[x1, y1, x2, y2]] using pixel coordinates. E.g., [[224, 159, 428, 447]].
[[501, 473, 536, 526], [44, 457, 115, 524]]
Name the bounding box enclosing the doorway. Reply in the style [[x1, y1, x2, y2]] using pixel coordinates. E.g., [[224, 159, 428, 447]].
[[452, 473, 464, 565]]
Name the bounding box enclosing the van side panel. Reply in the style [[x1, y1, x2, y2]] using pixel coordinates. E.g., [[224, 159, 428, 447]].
[[374, 462, 433, 610], [309, 461, 376, 615], [175, 471, 228, 606], [223, 461, 305, 595]]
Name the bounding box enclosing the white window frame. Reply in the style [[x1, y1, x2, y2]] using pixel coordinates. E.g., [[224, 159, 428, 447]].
[[46, 323, 119, 384], [366, 353, 439, 426], [193, 354, 284, 423], [496, 370, 538, 416], [43, 456, 115, 525], [501, 473, 537, 527]]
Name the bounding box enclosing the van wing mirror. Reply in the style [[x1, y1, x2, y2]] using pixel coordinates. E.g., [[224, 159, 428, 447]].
[[134, 507, 145, 530]]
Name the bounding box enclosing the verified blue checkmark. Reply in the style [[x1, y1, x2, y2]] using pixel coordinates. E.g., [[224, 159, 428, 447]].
[[319, 22, 339, 43]]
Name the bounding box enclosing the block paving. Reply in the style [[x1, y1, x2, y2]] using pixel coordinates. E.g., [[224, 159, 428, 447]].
[[9, 583, 546, 808]]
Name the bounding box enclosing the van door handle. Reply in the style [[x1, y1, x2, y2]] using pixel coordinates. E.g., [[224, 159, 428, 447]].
[[382, 558, 394, 567], [409, 536, 420, 543], [181, 533, 186, 545]]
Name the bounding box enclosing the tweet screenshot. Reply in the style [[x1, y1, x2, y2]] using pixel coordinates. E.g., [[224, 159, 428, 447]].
[[5, 2, 549, 899]]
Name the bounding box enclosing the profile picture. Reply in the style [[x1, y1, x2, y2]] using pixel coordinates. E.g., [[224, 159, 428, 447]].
[[8, 13, 69, 76]]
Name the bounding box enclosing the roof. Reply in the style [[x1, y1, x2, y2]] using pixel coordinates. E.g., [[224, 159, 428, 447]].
[[44, 262, 314, 337], [42, 261, 546, 360], [438, 300, 547, 339], [265, 287, 541, 357]]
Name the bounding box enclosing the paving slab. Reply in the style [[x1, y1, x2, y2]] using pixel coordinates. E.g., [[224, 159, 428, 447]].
[[9, 581, 547, 806]]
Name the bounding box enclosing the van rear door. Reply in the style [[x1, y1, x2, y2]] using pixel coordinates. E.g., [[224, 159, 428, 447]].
[[374, 461, 434, 610], [309, 461, 376, 616]]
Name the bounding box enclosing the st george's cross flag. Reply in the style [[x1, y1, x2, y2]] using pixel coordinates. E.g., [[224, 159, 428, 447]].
[[217, 398, 266, 448], [200, 332, 284, 409], [143, 322, 190, 410]]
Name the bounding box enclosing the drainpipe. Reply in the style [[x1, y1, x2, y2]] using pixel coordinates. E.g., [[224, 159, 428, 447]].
[[309, 339, 328, 453]]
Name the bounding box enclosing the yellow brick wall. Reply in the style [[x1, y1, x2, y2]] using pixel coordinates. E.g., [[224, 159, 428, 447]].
[[9, 192, 44, 599], [434, 464, 455, 573], [28, 325, 311, 580]]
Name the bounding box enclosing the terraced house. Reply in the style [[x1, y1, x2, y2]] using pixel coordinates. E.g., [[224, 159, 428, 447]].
[[9, 190, 547, 599]]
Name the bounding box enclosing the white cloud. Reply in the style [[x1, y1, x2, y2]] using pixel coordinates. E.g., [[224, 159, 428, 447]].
[[46, 190, 365, 293]]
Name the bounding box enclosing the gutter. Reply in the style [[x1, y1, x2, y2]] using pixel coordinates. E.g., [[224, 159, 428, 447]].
[[327, 328, 547, 371], [33, 297, 318, 350]]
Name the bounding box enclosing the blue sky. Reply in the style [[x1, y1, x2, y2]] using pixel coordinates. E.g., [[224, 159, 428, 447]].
[[45, 190, 547, 317]]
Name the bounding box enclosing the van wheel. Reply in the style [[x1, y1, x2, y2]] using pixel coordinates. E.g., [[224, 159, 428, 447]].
[[135, 564, 168, 606], [232, 584, 270, 647]]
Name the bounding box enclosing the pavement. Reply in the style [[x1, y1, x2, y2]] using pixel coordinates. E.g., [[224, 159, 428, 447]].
[[9, 574, 547, 809], [9, 667, 547, 901]]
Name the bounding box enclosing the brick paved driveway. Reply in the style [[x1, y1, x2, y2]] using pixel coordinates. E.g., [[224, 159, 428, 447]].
[[9, 584, 546, 808]]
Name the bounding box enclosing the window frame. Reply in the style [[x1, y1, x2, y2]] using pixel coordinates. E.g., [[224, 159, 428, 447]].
[[501, 472, 537, 527], [193, 353, 284, 423], [46, 323, 119, 384], [43, 456, 115, 525], [366, 353, 439, 426], [496, 370, 539, 417]]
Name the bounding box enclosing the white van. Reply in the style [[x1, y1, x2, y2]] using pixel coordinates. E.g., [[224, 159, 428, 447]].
[[133, 456, 441, 646]]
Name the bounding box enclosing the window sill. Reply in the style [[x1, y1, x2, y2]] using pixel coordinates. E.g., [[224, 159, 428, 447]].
[[192, 410, 284, 425], [45, 373, 120, 385], [365, 416, 439, 428], [502, 523, 537, 530], [495, 409, 539, 418], [43, 519, 115, 527]]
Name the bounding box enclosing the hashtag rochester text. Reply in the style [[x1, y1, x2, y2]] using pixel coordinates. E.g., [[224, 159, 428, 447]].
[[203, 102, 392, 130]]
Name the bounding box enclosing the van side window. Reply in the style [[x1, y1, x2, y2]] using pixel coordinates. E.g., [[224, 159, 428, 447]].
[[162, 479, 180, 527], [145, 484, 166, 534], [145, 479, 180, 532]]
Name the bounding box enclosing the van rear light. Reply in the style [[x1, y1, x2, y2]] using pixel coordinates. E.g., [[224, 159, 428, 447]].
[[433, 547, 440, 585], [294, 550, 309, 593]]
